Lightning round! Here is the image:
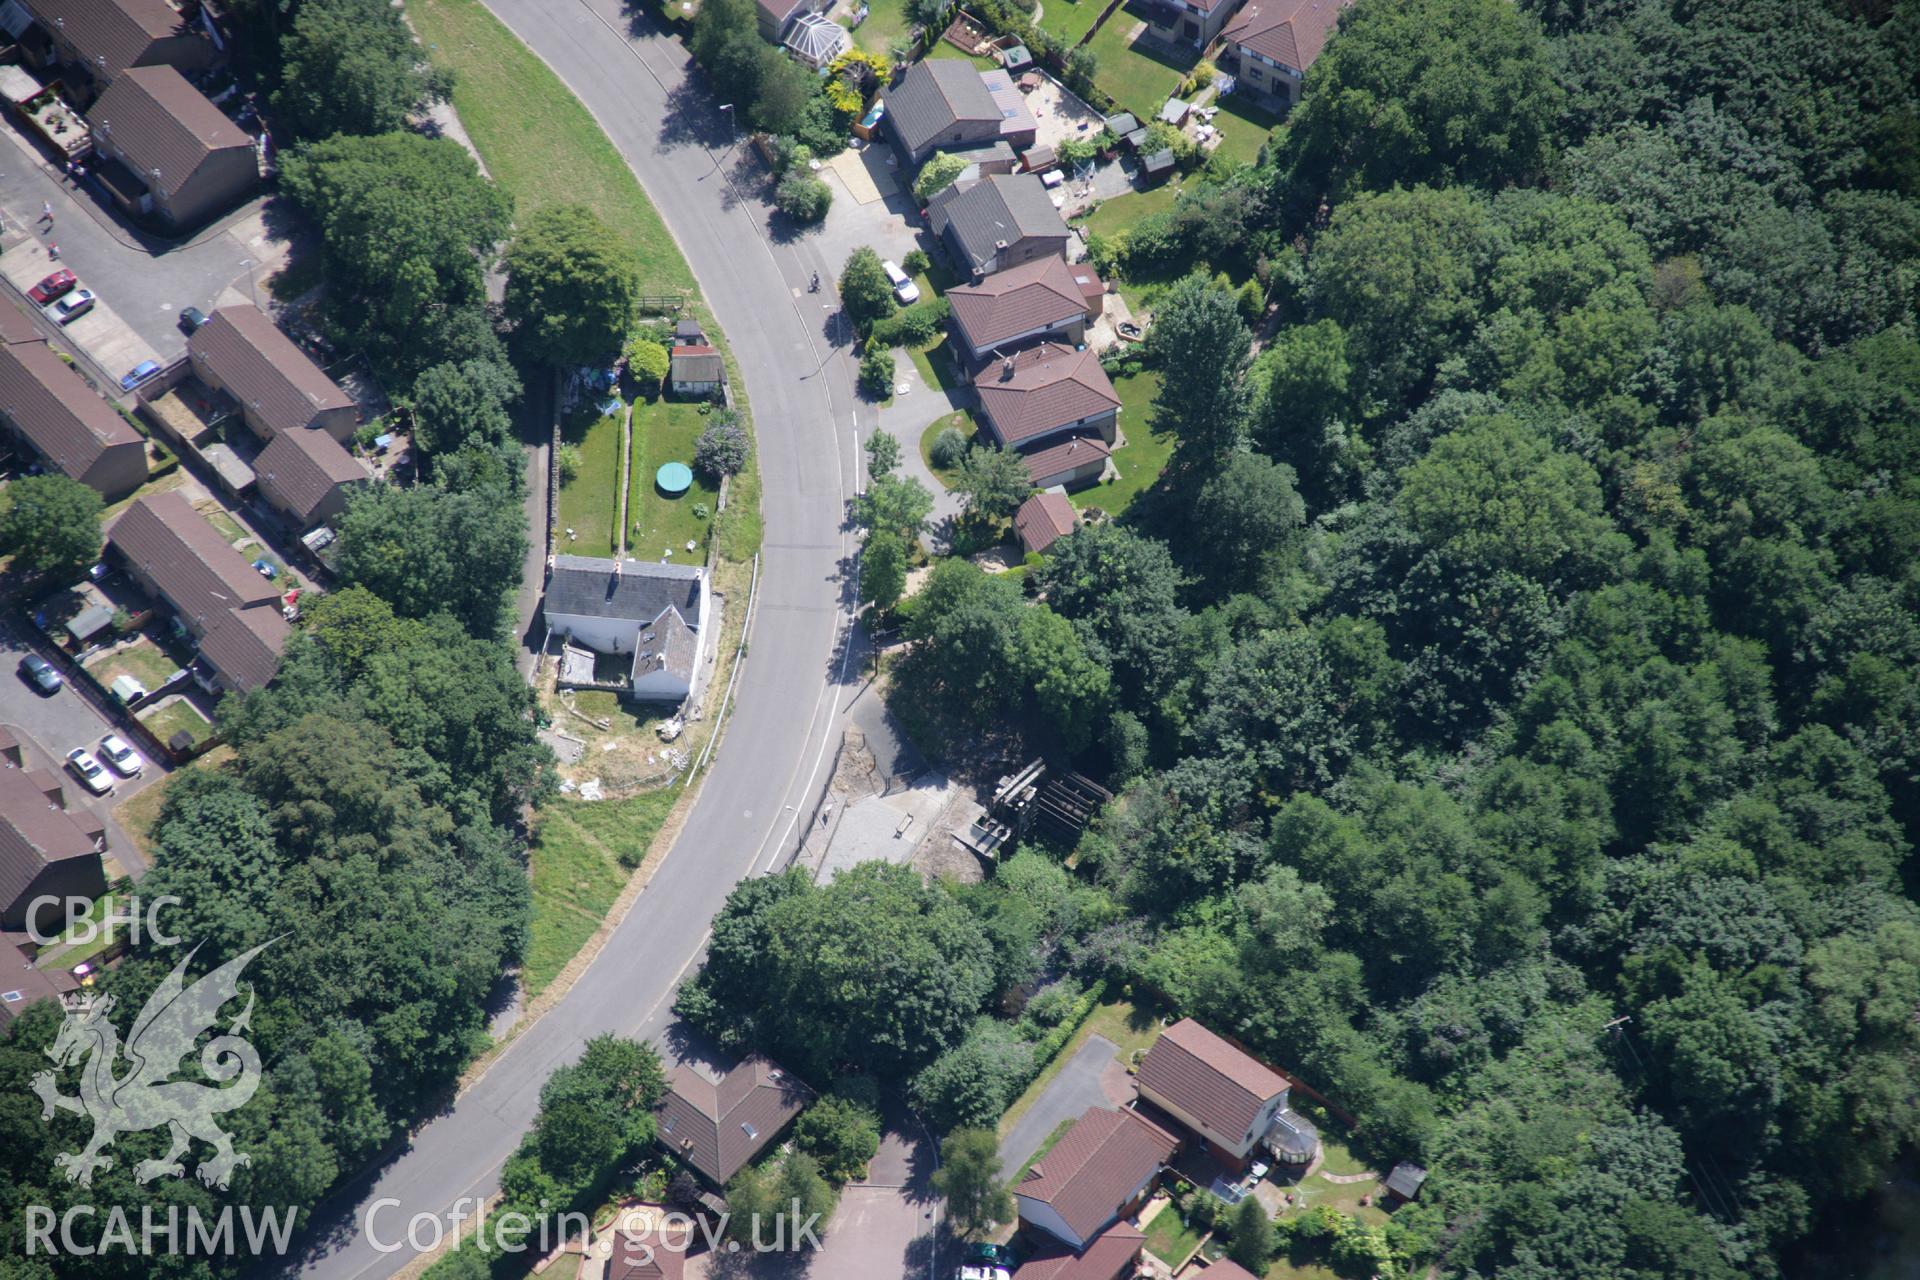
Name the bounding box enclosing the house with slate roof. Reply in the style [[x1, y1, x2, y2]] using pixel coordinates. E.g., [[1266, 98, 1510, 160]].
[[0, 743, 107, 939], [187, 304, 359, 443], [0, 310, 147, 498], [927, 173, 1072, 278], [542, 556, 710, 702], [883, 59, 1036, 171]]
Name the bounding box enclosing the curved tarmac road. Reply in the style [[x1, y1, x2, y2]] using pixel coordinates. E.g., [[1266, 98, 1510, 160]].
[[284, 5, 874, 1276]]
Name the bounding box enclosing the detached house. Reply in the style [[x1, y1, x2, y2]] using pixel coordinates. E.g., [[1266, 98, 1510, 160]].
[[1136, 1017, 1318, 1170], [928, 173, 1072, 279], [1014, 1106, 1177, 1251], [946, 255, 1092, 367], [975, 343, 1121, 453], [883, 59, 1035, 171], [542, 556, 711, 702], [87, 65, 258, 229], [1219, 0, 1349, 107], [187, 304, 359, 443], [0, 310, 147, 498], [1145, 0, 1245, 50], [655, 1055, 811, 1186], [107, 491, 290, 694]]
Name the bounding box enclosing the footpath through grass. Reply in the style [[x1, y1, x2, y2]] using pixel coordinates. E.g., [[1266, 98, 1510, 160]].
[[410, 0, 696, 295]]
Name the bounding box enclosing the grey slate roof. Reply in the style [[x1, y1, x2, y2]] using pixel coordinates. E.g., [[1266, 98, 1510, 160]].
[[546, 555, 702, 627], [928, 173, 1071, 273], [884, 59, 1001, 159]]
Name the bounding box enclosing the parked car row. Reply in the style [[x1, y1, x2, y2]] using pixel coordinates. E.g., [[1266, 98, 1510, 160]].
[[28, 269, 94, 325], [64, 734, 142, 795]]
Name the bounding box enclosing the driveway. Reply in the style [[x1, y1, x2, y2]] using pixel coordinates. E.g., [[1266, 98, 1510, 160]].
[[0, 610, 162, 878], [0, 119, 293, 373], [999, 1034, 1124, 1180]]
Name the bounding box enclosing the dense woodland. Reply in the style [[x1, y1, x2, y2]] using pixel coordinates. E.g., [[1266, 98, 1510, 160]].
[[685, 0, 1920, 1276]]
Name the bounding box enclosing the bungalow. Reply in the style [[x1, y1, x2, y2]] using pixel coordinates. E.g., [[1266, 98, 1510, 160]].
[[20, 0, 212, 95], [0, 750, 107, 939], [1145, 0, 1245, 49], [1014, 1106, 1176, 1250], [927, 173, 1072, 279], [87, 66, 257, 229], [655, 1055, 811, 1186], [669, 345, 725, 399], [187, 304, 358, 443], [254, 426, 370, 531], [1010, 1224, 1148, 1280], [107, 491, 290, 694], [974, 343, 1121, 452], [542, 556, 710, 702], [1219, 0, 1349, 107], [1136, 1017, 1318, 1171], [1014, 490, 1079, 555], [946, 254, 1091, 366], [883, 60, 1035, 171], [0, 315, 147, 498]]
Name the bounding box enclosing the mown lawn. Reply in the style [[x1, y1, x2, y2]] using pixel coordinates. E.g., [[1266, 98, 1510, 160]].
[[1072, 370, 1166, 515], [627, 398, 718, 560], [557, 406, 626, 556], [908, 336, 966, 395], [524, 790, 677, 997], [919, 410, 976, 488], [1143, 1202, 1205, 1268], [1078, 181, 1181, 240], [1085, 3, 1196, 120], [1044, 0, 1112, 46], [1210, 93, 1285, 167], [88, 638, 180, 692], [138, 698, 213, 747], [410, 0, 697, 295], [851, 0, 914, 53]]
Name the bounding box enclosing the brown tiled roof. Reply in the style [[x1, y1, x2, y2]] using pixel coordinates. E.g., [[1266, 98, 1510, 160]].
[[1014, 491, 1078, 555], [0, 339, 143, 478], [947, 255, 1086, 353], [607, 1219, 693, 1280], [0, 956, 81, 1030], [256, 426, 367, 524], [87, 66, 253, 203], [1011, 1223, 1146, 1280], [0, 767, 101, 918], [108, 491, 288, 692], [1136, 1019, 1289, 1143], [656, 1056, 811, 1185], [1017, 1107, 1176, 1243], [0, 304, 42, 345], [188, 304, 353, 437], [1223, 0, 1348, 71], [1019, 434, 1109, 486], [24, 0, 196, 80], [974, 343, 1121, 448], [1190, 1262, 1259, 1280]]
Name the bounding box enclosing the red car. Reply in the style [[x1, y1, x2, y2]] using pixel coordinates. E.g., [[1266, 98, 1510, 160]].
[[27, 269, 76, 305]]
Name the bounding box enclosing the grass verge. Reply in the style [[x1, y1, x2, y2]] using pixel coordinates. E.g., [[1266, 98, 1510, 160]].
[[410, 0, 696, 295], [525, 790, 678, 997]]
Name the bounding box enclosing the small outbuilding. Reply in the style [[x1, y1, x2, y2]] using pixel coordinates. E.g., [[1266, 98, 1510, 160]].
[[1385, 1162, 1429, 1202], [669, 345, 725, 398]]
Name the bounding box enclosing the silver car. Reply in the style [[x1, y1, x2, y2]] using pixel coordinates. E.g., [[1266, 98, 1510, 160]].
[[98, 733, 144, 777], [65, 747, 113, 795]]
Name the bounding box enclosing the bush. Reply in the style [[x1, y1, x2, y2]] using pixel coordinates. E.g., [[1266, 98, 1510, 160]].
[[625, 338, 669, 394], [1064, 45, 1098, 99], [1189, 60, 1216, 92], [929, 425, 969, 469], [914, 152, 969, 202], [555, 442, 582, 484], [1237, 277, 1266, 323], [775, 171, 833, 223], [869, 296, 951, 347], [902, 248, 930, 276], [694, 413, 752, 476], [793, 1093, 882, 1185], [859, 344, 896, 398], [909, 1018, 1036, 1132]]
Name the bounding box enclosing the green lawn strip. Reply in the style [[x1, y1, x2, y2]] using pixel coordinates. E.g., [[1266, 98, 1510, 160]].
[[197, 506, 248, 546], [1209, 94, 1284, 167], [850, 0, 913, 52], [563, 789, 679, 867], [556, 406, 626, 556], [1312, 1124, 1374, 1178], [138, 699, 212, 746], [88, 640, 181, 691], [928, 48, 1002, 72], [409, 0, 696, 295], [1142, 1203, 1205, 1268], [1078, 182, 1181, 240], [999, 997, 1165, 1135], [524, 808, 626, 998], [1043, 0, 1111, 46], [1072, 370, 1165, 515], [907, 336, 966, 396], [918, 410, 976, 488], [1086, 5, 1195, 120], [627, 398, 719, 559]]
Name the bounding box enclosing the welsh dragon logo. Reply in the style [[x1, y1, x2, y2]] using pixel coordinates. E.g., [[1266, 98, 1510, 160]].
[[30, 941, 270, 1189]]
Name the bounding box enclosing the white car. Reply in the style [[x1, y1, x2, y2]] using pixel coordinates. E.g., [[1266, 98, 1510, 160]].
[[65, 747, 113, 795], [98, 733, 144, 777], [882, 259, 920, 304]]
